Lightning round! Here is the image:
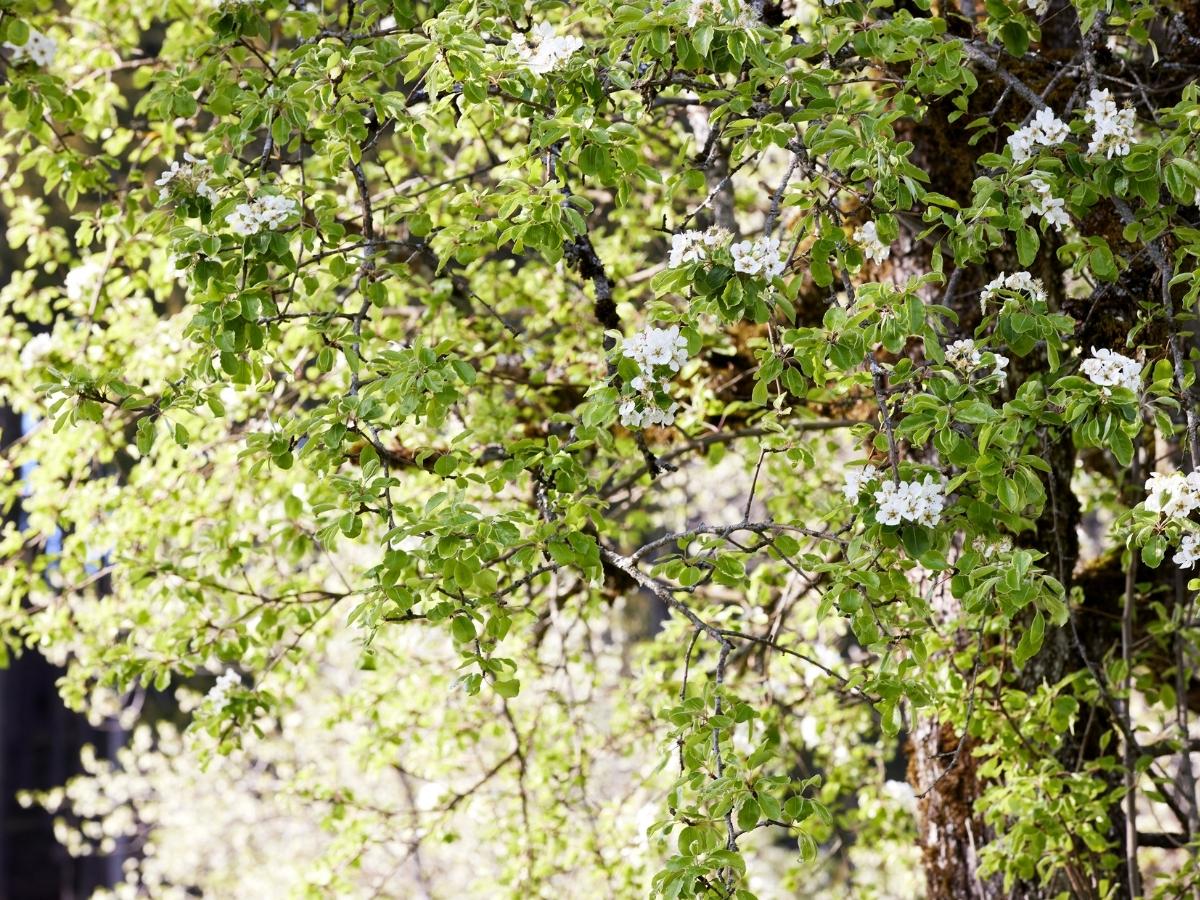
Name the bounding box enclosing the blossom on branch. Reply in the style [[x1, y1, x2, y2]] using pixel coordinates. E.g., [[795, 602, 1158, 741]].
[[980, 271, 1047, 312], [1083, 89, 1136, 159], [1173, 533, 1200, 569], [852, 220, 891, 265], [226, 195, 299, 237], [1007, 108, 1070, 164], [156, 153, 219, 204], [618, 325, 690, 429], [945, 339, 982, 372], [510, 22, 582, 74], [1022, 178, 1070, 231], [730, 235, 786, 278], [668, 226, 731, 268], [204, 669, 241, 710], [1080, 347, 1141, 396], [842, 464, 880, 502], [1145, 471, 1200, 518], [873, 475, 947, 527], [2, 28, 56, 67]]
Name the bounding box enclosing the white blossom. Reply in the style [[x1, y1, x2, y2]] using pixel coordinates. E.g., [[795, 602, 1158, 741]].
[[623, 325, 689, 373], [3, 28, 56, 68], [619, 399, 679, 429], [945, 339, 982, 372], [225, 195, 299, 236], [20, 332, 54, 369], [1173, 533, 1200, 569], [64, 257, 108, 302], [1079, 347, 1141, 396], [842, 464, 879, 502], [991, 353, 1010, 384], [1145, 471, 1200, 519], [619, 325, 690, 429], [668, 226, 730, 268], [981, 271, 1047, 311], [1007, 108, 1070, 163], [156, 153, 219, 204], [688, 0, 719, 24], [510, 22, 582, 74], [882, 779, 917, 811], [1083, 89, 1136, 159], [873, 475, 947, 527], [972, 535, 1013, 558], [1022, 178, 1070, 231], [204, 669, 241, 709], [852, 221, 890, 265], [730, 235, 786, 278], [943, 339, 1007, 385]]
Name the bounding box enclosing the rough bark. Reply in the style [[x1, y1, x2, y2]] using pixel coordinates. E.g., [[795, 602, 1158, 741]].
[[890, 3, 1096, 893], [893, 0, 1200, 883]]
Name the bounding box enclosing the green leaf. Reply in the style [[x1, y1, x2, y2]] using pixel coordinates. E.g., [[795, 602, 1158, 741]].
[[1001, 22, 1029, 58], [1013, 610, 1045, 668], [1109, 426, 1133, 467], [1089, 243, 1116, 281], [736, 797, 760, 832], [136, 418, 156, 455], [1141, 534, 1167, 568], [493, 678, 520, 698], [1016, 225, 1039, 266], [450, 358, 476, 385]]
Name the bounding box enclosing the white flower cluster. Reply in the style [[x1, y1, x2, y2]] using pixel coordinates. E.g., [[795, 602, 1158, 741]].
[[1083, 89, 1136, 159], [1022, 177, 1070, 231], [874, 475, 947, 527], [618, 325, 689, 429], [1145, 471, 1200, 518], [980, 271, 1046, 312], [1174, 533, 1200, 569], [618, 399, 679, 430], [623, 325, 689, 378], [1007, 108, 1070, 164], [992, 353, 1011, 384], [731, 235, 786, 278], [944, 339, 1009, 383], [204, 669, 241, 709], [226, 195, 299, 237], [842, 464, 879, 502], [945, 339, 982, 372], [3, 28, 57, 67], [687, 0, 713, 25], [1080, 347, 1141, 396], [972, 535, 1013, 558], [20, 332, 54, 370], [510, 22, 582, 74], [64, 256, 108, 303], [155, 153, 219, 204], [852, 221, 890, 265], [668, 226, 730, 268], [1024, 0, 1049, 14]]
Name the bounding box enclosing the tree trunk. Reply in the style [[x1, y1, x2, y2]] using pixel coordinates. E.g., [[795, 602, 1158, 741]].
[[888, 3, 1105, 891]]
